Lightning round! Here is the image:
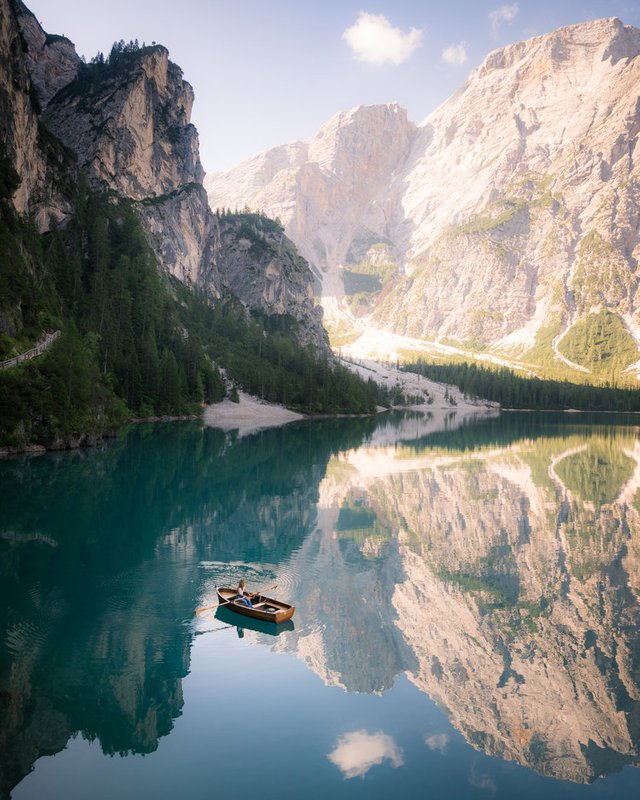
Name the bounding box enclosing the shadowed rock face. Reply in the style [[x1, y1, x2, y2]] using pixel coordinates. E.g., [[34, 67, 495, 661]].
[[0, 0, 71, 227], [205, 18, 640, 359]]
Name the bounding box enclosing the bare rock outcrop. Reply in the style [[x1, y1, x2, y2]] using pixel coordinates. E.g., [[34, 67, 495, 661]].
[[44, 46, 203, 200], [376, 17, 640, 350], [14, 0, 81, 107]]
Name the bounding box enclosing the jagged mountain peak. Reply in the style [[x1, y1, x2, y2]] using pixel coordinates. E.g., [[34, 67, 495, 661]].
[[470, 16, 636, 81], [207, 15, 640, 380], [308, 102, 414, 170], [317, 101, 409, 131]]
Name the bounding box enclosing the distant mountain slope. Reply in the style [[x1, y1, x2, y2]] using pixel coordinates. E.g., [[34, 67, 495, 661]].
[[205, 104, 416, 275], [206, 18, 640, 382]]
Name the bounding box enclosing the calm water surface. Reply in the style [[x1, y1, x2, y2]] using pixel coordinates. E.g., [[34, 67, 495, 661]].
[[2, 411, 640, 799]]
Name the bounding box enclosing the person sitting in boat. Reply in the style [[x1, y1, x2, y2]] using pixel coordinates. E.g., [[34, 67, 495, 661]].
[[236, 579, 253, 608]]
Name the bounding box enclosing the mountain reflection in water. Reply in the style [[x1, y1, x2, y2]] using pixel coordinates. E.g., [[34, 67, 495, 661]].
[[2, 412, 640, 797], [312, 419, 640, 783]]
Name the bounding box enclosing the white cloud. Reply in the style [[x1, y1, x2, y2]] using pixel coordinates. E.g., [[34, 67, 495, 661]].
[[425, 733, 451, 753], [343, 12, 423, 66], [489, 4, 519, 35], [328, 730, 404, 779], [441, 42, 468, 65]]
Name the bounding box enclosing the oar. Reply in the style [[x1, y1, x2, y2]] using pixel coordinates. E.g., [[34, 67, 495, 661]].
[[195, 583, 278, 614], [194, 624, 234, 636]]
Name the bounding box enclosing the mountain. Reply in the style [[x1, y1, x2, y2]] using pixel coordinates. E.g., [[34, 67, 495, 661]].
[[1, 0, 396, 449], [205, 18, 640, 382], [206, 104, 416, 275], [7, 1, 327, 351]]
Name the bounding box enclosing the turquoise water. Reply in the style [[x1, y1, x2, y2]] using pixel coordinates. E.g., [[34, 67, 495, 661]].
[[2, 412, 640, 798]]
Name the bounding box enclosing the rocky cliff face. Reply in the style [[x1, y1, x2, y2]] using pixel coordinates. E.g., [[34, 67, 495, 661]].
[[206, 18, 640, 374], [376, 17, 640, 355], [44, 45, 202, 200], [14, 0, 81, 108], [2, 0, 327, 351], [0, 0, 74, 227], [205, 104, 416, 273]]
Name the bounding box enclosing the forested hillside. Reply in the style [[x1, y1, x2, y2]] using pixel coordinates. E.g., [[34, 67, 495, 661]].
[[403, 358, 640, 412], [0, 0, 398, 451], [0, 148, 388, 450]]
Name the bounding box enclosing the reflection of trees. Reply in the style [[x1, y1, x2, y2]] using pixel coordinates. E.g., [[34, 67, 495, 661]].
[[553, 437, 636, 507], [0, 417, 377, 797], [4, 413, 640, 792]]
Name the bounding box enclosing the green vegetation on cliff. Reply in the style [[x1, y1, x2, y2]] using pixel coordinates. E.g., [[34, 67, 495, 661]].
[[0, 155, 225, 447], [557, 311, 639, 378]]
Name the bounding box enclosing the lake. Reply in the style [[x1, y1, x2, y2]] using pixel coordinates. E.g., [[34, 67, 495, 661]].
[[2, 410, 640, 799]]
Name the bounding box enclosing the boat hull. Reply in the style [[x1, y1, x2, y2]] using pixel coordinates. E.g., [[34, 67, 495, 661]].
[[216, 587, 295, 624]]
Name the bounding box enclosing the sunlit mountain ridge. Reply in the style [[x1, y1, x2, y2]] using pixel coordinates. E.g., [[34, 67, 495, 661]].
[[206, 18, 640, 382]]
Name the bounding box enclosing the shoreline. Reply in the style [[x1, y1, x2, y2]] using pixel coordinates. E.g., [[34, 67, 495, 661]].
[[5, 387, 640, 456], [202, 391, 305, 436]]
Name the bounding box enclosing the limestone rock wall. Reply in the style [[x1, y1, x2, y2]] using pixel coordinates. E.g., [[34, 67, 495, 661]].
[[0, 0, 46, 219], [2, 0, 329, 352], [206, 18, 640, 354], [14, 0, 81, 107], [381, 17, 640, 347], [209, 213, 327, 349], [44, 46, 203, 200], [205, 104, 417, 272]]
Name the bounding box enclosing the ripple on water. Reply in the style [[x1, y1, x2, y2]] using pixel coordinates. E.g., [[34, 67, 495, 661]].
[[195, 551, 323, 636], [5, 618, 47, 658]]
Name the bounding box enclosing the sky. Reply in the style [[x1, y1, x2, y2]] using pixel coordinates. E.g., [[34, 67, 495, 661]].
[[25, 1, 640, 175]]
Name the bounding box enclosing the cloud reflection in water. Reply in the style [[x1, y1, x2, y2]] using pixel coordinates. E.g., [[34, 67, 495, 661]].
[[425, 733, 450, 754], [328, 729, 404, 779]]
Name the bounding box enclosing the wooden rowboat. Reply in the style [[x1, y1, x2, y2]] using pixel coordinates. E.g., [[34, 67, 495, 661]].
[[216, 586, 295, 624]]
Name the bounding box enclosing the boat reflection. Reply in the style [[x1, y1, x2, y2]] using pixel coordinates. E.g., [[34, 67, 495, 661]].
[[214, 604, 295, 636]]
